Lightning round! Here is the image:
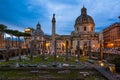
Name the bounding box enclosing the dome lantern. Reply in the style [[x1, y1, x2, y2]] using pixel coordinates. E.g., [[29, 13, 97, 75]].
[[36, 22, 41, 30], [81, 6, 87, 15]]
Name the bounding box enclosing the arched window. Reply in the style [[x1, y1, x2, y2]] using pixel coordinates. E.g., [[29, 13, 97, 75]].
[[84, 26, 86, 31]]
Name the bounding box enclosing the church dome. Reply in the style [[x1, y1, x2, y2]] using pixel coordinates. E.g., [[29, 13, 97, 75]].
[[75, 15, 95, 26], [75, 6, 95, 26], [35, 29, 44, 36], [32, 22, 44, 36]]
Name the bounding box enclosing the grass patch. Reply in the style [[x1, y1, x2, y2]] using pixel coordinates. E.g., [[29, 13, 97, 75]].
[[79, 56, 88, 62], [0, 69, 107, 79], [0, 71, 38, 78], [0, 54, 89, 66]]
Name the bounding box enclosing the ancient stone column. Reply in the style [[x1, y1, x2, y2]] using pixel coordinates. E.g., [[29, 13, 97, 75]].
[[18, 38, 22, 61], [88, 40, 91, 58], [65, 40, 68, 61], [52, 14, 56, 61], [5, 37, 10, 61], [42, 40, 46, 61], [30, 40, 33, 61], [76, 41, 80, 59], [54, 40, 57, 61], [100, 40, 103, 61], [70, 39, 73, 55]]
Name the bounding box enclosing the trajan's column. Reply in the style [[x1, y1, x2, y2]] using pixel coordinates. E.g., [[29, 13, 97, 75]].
[[52, 14, 56, 60]]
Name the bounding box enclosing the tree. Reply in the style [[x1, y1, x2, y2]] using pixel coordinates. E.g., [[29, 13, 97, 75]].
[[118, 16, 120, 23], [118, 16, 120, 19], [0, 24, 8, 61], [0, 24, 7, 32], [0, 24, 7, 45], [23, 32, 31, 37], [111, 57, 120, 72]]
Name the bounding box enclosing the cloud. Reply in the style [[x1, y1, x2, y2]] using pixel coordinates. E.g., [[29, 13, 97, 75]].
[[107, 18, 116, 22], [0, 0, 120, 35]]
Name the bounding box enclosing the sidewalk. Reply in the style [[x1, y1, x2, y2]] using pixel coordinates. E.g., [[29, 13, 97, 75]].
[[93, 64, 118, 80]]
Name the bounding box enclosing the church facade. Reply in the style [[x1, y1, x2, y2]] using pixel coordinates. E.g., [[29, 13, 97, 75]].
[[24, 6, 99, 55]]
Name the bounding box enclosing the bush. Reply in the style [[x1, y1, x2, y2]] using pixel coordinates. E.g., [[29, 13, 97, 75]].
[[111, 57, 120, 72]]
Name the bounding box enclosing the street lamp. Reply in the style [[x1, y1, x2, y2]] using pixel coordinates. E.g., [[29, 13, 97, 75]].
[[46, 43, 50, 54], [56, 55, 59, 58], [99, 61, 104, 67]]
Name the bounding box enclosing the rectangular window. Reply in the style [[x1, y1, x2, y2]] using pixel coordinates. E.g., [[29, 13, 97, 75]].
[[84, 27, 86, 31], [77, 27, 78, 31]]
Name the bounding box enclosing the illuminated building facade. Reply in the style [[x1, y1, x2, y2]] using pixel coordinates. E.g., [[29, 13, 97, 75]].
[[103, 22, 120, 48]]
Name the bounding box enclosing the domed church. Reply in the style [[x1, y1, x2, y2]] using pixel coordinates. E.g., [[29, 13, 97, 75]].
[[72, 6, 95, 35], [25, 6, 98, 55], [71, 6, 98, 51]]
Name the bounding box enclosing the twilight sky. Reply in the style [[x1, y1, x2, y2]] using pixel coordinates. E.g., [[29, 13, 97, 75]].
[[0, 0, 120, 35]]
